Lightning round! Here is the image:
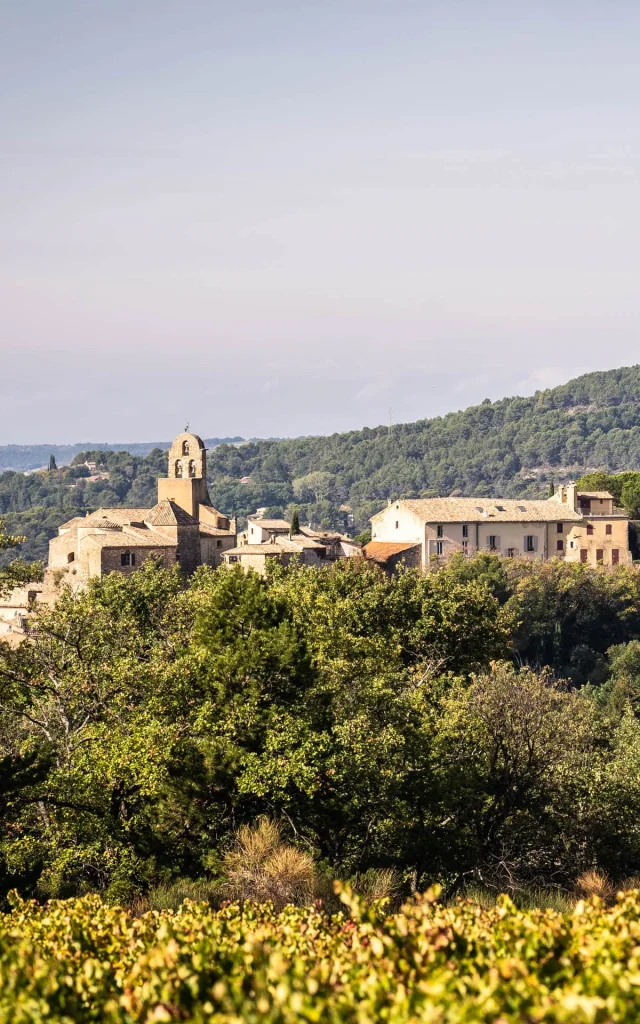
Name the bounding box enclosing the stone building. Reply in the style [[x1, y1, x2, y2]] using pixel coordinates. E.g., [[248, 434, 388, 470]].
[[368, 484, 631, 571], [223, 510, 362, 574], [46, 431, 236, 590]]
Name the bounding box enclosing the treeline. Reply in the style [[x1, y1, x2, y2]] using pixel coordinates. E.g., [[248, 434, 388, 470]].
[[2, 554, 640, 904]]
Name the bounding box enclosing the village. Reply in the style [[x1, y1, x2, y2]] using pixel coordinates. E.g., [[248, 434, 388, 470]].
[[0, 429, 632, 644]]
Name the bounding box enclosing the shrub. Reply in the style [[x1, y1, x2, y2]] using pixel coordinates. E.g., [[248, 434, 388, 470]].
[[221, 817, 316, 909]]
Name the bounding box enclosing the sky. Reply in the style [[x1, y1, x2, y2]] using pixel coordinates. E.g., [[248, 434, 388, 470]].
[[1, 0, 640, 444]]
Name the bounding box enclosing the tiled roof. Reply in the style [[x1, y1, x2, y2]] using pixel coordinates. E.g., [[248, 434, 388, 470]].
[[198, 523, 236, 537], [58, 516, 85, 531], [225, 537, 326, 556], [78, 514, 122, 531], [83, 526, 176, 548], [86, 507, 152, 525], [224, 544, 286, 556], [364, 541, 421, 562], [578, 491, 614, 500], [374, 498, 584, 524], [248, 518, 291, 530], [146, 499, 198, 527]]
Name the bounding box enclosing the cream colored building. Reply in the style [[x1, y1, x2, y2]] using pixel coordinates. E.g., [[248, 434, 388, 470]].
[[370, 484, 631, 570]]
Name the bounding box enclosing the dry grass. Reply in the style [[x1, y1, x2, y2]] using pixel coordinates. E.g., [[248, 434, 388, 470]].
[[575, 870, 615, 903], [352, 868, 403, 907], [222, 817, 315, 910]]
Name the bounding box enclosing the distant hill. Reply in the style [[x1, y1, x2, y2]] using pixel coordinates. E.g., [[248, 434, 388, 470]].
[[0, 438, 245, 474], [204, 364, 640, 530], [4, 364, 640, 561]]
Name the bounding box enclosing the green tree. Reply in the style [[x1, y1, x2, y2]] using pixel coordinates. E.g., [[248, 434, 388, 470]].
[[290, 509, 300, 535], [0, 518, 43, 596], [621, 478, 640, 519]]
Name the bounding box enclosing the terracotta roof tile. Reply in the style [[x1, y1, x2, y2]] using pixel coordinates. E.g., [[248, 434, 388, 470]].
[[364, 541, 420, 562]]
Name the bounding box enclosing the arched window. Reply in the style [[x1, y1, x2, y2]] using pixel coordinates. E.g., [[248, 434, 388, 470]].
[[67, 551, 75, 563], [182, 440, 190, 456], [188, 459, 196, 478], [175, 459, 183, 478]]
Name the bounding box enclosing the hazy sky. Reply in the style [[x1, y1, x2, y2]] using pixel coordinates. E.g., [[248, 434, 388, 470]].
[[2, 1, 639, 444]]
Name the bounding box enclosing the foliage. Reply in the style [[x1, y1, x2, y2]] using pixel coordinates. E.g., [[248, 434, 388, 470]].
[[0, 517, 43, 596], [4, 888, 640, 1020], [3, 556, 640, 901]]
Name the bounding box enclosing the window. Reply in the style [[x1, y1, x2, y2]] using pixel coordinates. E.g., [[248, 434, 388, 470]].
[[395, 521, 399, 529], [182, 440, 190, 456], [228, 555, 238, 564], [488, 535, 497, 550], [462, 540, 468, 553], [507, 548, 516, 557], [579, 498, 591, 511], [525, 536, 535, 552], [120, 552, 135, 567], [436, 525, 443, 538], [580, 549, 588, 563], [188, 459, 196, 478], [216, 540, 222, 547], [612, 549, 619, 565], [175, 459, 183, 478], [518, 505, 527, 512], [462, 524, 468, 538], [606, 524, 612, 535], [495, 505, 505, 512], [436, 541, 443, 556], [67, 551, 75, 563], [557, 540, 564, 551], [557, 523, 563, 533], [587, 524, 594, 535], [596, 549, 604, 563]]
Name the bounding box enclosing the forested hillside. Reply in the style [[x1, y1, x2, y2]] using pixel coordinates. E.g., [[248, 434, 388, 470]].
[[206, 364, 640, 531], [4, 364, 640, 562]]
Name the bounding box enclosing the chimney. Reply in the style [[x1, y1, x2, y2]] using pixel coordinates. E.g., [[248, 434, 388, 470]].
[[566, 483, 577, 511]]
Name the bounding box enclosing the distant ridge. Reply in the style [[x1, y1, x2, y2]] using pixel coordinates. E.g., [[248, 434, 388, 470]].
[[0, 438, 245, 474]]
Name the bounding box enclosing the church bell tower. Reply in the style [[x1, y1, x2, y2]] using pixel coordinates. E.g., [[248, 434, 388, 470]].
[[157, 432, 212, 520]]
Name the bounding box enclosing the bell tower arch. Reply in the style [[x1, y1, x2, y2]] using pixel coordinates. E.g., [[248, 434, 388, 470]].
[[158, 432, 211, 518]]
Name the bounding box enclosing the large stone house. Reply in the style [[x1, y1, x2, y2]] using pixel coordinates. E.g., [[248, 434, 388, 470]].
[[47, 431, 236, 589], [367, 484, 631, 570]]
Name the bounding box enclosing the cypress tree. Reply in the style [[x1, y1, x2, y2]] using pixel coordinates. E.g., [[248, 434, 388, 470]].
[[290, 510, 300, 536]]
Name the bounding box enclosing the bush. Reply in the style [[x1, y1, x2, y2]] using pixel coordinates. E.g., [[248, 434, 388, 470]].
[[221, 817, 316, 909]]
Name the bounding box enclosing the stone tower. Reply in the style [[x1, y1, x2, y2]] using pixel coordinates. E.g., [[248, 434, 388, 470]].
[[157, 432, 212, 519]]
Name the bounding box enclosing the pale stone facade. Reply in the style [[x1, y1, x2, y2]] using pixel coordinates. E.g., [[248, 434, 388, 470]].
[[370, 487, 631, 570]]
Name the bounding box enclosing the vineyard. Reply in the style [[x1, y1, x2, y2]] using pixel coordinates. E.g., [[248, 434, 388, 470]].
[[2, 887, 640, 1022]]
